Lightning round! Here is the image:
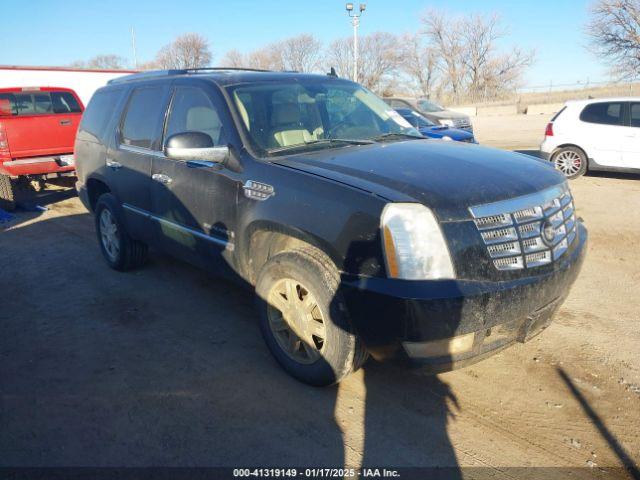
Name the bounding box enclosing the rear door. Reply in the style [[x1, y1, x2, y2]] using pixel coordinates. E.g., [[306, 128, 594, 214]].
[[577, 101, 625, 167], [0, 89, 82, 158], [110, 84, 171, 244], [150, 82, 239, 271], [621, 102, 640, 169]]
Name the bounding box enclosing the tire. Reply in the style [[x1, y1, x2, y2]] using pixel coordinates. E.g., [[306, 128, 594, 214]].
[[94, 193, 148, 271], [255, 246, 368, 386], [0, 174, 16, 211], [552, 146, 587, 179]]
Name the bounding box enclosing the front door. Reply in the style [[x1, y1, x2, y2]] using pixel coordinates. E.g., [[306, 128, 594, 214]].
[[150, 84, 240, 273], [621, 102, 640, 169]]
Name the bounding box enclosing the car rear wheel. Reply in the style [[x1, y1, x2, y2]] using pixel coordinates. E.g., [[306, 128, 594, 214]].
[[255, 247, 368, 386], [94, 193, 148, 271], [552, 147, 587, 179], [0, 174, 16, 211]]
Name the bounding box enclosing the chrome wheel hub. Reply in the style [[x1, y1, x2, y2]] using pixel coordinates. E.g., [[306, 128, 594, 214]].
[[267, 278, 327, 365], [554, 150, 582, 176], [99, 209, 120, 261]]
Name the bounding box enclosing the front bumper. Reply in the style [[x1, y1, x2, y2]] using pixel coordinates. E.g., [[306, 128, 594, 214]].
[[341, 222, 587, 372]]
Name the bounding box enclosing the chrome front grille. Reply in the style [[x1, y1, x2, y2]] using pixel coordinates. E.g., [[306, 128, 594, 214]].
[[453, 118, 473, 131], [470, 184, 578, 271]]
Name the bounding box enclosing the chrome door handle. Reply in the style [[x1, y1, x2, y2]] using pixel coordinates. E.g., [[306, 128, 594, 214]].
[[152, 173, 172, 185], [106, 158, 122, 170]]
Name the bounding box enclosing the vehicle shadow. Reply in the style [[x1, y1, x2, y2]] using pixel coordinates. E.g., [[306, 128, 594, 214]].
[[0, 172, 461, 477], [557, 368, 640, 479]]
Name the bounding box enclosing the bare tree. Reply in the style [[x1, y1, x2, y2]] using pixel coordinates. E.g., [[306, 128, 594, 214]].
[[219, 35, 322, 72], [278, 34, 323, 72], [219, 49, 245, 68], [587, 0, 640, 80], [422, 11, 468, 102], [400, 33, 439, 98], [326, 32, 401, 91], [69, 54, 127, 70], [423, 10, 534, 103], [155, 33, 212, 69], [461, 14, 534, 101]]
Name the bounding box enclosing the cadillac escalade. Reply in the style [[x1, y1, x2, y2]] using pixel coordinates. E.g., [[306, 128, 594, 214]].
[[74, 69, 587, 386]]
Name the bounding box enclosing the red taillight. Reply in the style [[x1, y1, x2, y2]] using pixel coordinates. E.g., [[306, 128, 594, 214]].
[[545, 122, 554, 136], [0, 124, 9, 154]]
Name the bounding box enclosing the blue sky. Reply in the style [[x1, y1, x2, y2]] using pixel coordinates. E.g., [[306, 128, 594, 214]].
[[3, 0, 606, 87]]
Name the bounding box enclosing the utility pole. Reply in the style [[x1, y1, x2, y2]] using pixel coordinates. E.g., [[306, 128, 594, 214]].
[[131, 27, 138, 69], [345, 3, 366, 82]]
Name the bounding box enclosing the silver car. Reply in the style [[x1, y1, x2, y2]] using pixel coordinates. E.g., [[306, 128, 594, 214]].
[[384, 97, 473, 132]]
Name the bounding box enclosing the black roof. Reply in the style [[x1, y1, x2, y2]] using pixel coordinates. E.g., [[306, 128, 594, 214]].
[[108, 68, 346, 87]]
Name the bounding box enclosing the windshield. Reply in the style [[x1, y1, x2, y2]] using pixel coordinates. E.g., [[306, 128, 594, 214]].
[[417, 99, 445, 113], [402, 110, 436, 128], [227, 80, 421, 155]]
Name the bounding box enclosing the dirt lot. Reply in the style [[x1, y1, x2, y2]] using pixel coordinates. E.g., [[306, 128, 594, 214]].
[[473, 114, 551, 150], [1, 166, 639, 477]]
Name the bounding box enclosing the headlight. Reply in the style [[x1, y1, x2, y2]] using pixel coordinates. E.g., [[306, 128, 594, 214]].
[[439, 119, 454, 127], [441, 135, 453, 141], [380, 203, 455, 280]]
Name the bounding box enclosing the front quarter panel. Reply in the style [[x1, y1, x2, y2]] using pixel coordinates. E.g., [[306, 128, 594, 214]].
[[235, 158, 389, 282]]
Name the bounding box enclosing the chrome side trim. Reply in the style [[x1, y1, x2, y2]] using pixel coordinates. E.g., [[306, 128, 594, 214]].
[[122, 203, 234, 251], [469, 184, 568, 219], [119, 144, 166, 158]]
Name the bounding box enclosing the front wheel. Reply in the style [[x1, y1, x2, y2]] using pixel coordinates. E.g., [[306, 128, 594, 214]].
[[255, 247, 367, 386], [552, 147, 587, 179]]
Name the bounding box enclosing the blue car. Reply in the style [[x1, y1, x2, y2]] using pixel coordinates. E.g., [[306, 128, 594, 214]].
[[395, 108, 477, 143]]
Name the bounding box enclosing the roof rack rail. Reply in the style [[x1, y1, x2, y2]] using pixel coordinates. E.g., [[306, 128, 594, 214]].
[[107, 67, 277, 84], [184, 67, 273, 73], [107, 70, 184, 84]]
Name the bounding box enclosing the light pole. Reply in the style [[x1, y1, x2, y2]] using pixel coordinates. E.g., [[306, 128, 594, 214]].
[[346, 3, 366, 82]]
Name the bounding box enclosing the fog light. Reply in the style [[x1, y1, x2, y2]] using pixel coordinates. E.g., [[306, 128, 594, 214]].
[[403, 332, 475, 359]]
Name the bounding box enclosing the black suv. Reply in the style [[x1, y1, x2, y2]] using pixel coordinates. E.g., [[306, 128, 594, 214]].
[[75, 69, 587, 386]]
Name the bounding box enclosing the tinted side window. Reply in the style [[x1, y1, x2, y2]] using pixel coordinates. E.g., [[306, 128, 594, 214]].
[[165, 87, 226, 146], [579, 102, 623, 126], [630, 103, 640, 128], [51, 91, 82, 113], [121, 86, 166, 149], [80, 89, 122, 140]]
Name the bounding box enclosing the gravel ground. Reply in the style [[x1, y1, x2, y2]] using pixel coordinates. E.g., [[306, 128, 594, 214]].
[[1, 153, 638, 477]]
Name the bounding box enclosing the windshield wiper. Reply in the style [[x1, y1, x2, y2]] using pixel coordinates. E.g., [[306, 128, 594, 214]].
[[370, 132, 425, 142], [267, 138, 375, 154]]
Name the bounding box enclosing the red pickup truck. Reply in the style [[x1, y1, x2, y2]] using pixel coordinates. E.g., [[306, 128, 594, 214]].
[[0, 87, 84, 210]]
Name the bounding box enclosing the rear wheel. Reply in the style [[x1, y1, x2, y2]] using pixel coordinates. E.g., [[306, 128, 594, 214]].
[[0, 174, 16, 211], [94, 193, 148, 271], [552, 147, 587, 179], [256, 247, 367, 386]]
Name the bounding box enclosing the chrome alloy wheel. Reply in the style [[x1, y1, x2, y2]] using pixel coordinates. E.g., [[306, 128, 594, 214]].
[[554, 150, 582, 177], [267, 278, 327, 365], [99, 209, 120, 262]]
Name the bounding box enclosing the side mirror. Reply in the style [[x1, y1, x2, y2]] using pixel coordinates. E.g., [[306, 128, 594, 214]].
[[164, 131, 228, 163]]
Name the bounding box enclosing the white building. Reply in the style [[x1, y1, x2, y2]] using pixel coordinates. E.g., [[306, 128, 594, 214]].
[[0, 66, 137, 105]]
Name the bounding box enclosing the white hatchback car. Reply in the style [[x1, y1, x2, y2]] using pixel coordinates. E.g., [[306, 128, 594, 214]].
[[540, 97, 640, 179]]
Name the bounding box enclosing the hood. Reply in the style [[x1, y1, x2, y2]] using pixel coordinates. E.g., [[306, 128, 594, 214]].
[[420, 126, 473, 141], [426, 110, 469, 120], [272, 140, 564, 222]]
